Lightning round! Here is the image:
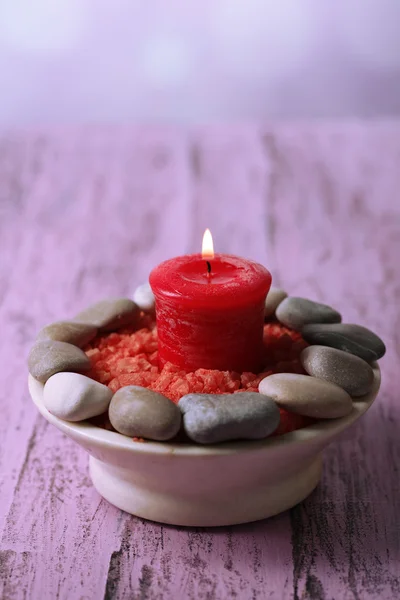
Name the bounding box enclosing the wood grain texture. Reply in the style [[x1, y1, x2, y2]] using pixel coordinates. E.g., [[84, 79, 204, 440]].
[[0, 123, 399, 599]]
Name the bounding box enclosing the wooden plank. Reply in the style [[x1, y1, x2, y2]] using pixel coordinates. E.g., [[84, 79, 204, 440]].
[[0, 123, 399, 599], [0, 127, 192, 600], [261, 122, 400, 600]]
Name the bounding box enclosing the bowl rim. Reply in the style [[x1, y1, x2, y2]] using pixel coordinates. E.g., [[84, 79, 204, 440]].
[[29, 364, 381, 457]]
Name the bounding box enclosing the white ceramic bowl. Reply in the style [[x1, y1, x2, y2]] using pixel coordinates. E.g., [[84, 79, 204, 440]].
[[29, 366, 380, 527]]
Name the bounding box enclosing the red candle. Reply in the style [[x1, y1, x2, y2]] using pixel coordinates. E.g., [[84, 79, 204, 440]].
[[149, 231, 271, 373]]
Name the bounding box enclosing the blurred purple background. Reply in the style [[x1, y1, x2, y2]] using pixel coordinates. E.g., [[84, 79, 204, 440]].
[[1, 0, 400, 125]]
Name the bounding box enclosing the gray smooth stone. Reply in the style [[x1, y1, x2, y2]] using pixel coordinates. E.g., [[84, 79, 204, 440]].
[[43, 372, 112, 421], [259, 373, 353, 419], [265, 287, 288, 319], [75, 298, 140, 332], [276, 297, 341, 331], [28, 340, 91, 383], [301, 345, 374, 397], [37, 321, 98, 347], [179, 392, 280, 444], [109, 386, 181, 441], [302, 323, 386, 362]]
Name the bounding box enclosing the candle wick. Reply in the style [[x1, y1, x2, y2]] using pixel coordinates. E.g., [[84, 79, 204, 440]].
[[206, 261, 212, 275]]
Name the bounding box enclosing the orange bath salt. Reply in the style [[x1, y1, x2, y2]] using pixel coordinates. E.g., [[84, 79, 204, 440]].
[[273, 410, 314, 436], [85, 315, 313, 435]]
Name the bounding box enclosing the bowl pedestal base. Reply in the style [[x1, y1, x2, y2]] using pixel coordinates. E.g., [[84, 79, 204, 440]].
[[89, 454, 322, 527]]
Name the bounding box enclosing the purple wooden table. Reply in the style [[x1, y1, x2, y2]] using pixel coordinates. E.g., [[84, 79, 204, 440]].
[[1, 124, 399, 599]]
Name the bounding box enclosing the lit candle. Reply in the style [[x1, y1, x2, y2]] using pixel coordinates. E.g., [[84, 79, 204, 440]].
[[149, 230, 272, 373]]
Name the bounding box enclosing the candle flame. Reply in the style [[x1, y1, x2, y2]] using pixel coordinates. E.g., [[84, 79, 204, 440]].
[[202, 228, 214, 259]]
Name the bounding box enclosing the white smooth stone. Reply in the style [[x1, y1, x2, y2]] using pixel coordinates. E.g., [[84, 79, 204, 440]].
[[43, 372, 113, 422], [133, 283, 155, 313]]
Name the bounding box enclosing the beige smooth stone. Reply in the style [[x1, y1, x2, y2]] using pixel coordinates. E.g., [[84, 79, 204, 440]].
[[37, 321, 98, 347], [74, 298, 140, 332], [133, 283, 155, 313], [265, 287, 288, 319], [28, 340, 91, 383], [259, 373, 353, 419], [109, 386, 181, 441], [301, 345, 374, 397], [43, 372, 113, 421]]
